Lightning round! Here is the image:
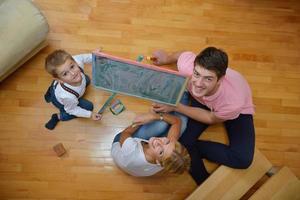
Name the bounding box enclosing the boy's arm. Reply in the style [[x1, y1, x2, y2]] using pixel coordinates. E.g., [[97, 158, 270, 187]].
[[73, 54, 92, 69], [61, 97, 92, 118], [119, 124, 141, 146], [62, 97, 101, 120]]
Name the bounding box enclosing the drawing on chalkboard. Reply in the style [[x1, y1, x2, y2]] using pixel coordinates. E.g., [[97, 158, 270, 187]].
[[92, 52, 188, 106]]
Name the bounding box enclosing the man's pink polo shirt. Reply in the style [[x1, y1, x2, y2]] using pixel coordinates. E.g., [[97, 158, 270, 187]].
[[177, 51, 255, 120]]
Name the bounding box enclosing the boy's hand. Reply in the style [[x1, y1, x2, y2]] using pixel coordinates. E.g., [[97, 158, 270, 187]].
[[91, 113, 102, 121]]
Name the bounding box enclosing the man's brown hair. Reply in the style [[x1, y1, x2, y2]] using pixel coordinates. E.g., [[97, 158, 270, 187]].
[[194, 46, 228, 80]]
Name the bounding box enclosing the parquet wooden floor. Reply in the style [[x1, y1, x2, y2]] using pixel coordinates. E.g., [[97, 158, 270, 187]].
[[0, 0, 299, 199]]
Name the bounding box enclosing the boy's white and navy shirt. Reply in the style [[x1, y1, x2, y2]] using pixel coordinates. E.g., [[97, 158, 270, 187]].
[[53, 54, 93, 118]]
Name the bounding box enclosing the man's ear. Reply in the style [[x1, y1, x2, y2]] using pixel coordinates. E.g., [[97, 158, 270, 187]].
[[216, 76, 224, 85]]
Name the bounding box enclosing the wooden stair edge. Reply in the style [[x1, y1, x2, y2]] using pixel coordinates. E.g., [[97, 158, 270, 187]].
[[249, 166, 300, 200], [186, 149, 272, 200]]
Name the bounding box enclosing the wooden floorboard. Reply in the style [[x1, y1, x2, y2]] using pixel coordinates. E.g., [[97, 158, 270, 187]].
[[0, 0, 300, 199]]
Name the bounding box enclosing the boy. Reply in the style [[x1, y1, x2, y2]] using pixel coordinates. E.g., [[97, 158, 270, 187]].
[[44, 50, 102, 130], [111, 111, 190, 177]]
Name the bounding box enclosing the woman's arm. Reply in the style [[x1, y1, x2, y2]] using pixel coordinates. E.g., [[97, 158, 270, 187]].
[[132, 112, 181, 142], [161, 113, 181, 143], [119, 124, 141, 146]]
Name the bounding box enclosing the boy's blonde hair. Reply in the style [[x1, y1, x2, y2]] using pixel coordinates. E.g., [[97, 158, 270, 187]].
[[45, 49, 74, 77], [160, 141, 191, 174]]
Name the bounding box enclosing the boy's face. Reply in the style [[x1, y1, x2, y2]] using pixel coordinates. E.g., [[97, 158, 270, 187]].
[[148, 137, 174, 161], [56, 58, 82, 86], [190, 65, 221, 98]]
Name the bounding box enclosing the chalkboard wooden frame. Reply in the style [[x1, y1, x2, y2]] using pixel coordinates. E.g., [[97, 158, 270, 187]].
[[92, 52, 188, 106]]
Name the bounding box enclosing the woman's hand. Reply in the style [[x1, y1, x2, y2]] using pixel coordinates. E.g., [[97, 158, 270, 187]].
[[132, 112, 157, 126]]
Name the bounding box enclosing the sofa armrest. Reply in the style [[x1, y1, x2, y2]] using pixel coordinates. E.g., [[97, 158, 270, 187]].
[[0, 0, 49, 82]]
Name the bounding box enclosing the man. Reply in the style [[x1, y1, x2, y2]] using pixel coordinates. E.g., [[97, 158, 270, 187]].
[[151, 47, 255, 184]]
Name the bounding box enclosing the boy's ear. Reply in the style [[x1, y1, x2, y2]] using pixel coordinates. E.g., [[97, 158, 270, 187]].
[[54, 78, 64, 84]]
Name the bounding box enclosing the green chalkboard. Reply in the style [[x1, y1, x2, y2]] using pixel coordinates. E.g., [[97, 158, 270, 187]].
[[92, 52, 188, 105]]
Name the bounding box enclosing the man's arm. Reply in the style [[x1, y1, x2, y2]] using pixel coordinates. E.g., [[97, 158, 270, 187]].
[[152, 103, 223, 125], [175, 103, 223, 124], [152, 50, 183, 66]]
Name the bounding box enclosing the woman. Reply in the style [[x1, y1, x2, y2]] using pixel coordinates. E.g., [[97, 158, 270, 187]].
[[111, 92, 190, 176]]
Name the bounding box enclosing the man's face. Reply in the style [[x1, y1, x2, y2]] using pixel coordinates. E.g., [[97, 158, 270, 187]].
[[56, 58, 82, 85], [190, 65, 220, 98], [148, 137, 173, 162]]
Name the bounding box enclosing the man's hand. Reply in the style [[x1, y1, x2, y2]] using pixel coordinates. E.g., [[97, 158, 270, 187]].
[[91, 113, 102, 121], [152, 50, 183, 66], [152, 50, 170, 66], [152, 103, 175, 113]]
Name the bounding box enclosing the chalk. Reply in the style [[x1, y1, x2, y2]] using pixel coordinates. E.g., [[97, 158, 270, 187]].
[[98, 93, 117, 114], [146, 56, 157, 61], [136, 55, 144, 62]]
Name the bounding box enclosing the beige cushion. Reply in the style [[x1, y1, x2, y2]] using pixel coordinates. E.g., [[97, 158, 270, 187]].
[[0, 0, 49, 81]]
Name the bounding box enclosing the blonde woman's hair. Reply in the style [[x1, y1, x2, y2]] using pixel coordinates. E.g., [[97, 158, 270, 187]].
[[160, 141, 191, 174], [45, 49, 74, 77]]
